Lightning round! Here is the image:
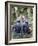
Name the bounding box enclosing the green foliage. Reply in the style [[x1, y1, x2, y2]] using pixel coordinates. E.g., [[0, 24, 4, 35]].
[[10, 6, 33, 25]]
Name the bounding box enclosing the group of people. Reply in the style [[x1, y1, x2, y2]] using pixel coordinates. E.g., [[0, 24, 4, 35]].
[[11, 16, 31, 38], [12, 16, 31, 38]]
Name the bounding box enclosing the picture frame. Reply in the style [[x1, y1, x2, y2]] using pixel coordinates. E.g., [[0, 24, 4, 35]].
[[5, 1, 37, 45]]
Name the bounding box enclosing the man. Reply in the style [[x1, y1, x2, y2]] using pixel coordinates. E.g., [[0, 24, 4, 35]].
[[21, 16, 29, 34]]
